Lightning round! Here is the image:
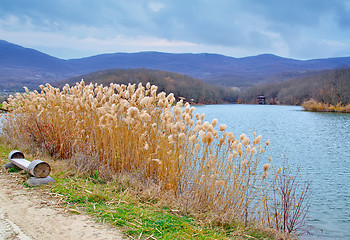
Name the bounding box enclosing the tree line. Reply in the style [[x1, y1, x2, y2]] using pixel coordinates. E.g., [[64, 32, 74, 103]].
[[54, 68, 239, 104], [240, 68, 350, 105], [50, 67, 350, 106]]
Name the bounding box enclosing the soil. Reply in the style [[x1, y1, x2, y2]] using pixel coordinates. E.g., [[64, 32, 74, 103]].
[[0, 172, 125, 240]]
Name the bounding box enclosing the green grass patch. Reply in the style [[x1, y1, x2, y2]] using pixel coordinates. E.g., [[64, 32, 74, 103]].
[[50, 176, 235, 239], [0, 142, 273, 240]]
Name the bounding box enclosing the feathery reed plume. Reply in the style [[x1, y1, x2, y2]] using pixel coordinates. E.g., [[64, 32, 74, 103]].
[[1, 80, 308, 236]]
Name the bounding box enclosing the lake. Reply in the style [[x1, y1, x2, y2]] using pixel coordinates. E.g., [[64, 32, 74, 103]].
[[195, 104, 350, 239]]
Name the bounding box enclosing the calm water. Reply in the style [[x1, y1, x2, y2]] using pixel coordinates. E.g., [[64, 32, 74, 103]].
[[195, 104, 350, 239]]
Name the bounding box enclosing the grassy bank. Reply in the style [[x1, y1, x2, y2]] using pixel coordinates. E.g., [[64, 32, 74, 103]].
[[0, 141, 275, 239]]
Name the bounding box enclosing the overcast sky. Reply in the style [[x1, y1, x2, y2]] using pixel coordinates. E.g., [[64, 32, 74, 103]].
[[1, 0, 350, 60]]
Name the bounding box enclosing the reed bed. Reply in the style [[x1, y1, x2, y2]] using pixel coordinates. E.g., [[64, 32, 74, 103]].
[[2, 81, 308, 236], [302, 99, 350, 113]]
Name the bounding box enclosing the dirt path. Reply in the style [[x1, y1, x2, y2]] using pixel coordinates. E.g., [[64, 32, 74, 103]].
[[0, 172, 125, 240]]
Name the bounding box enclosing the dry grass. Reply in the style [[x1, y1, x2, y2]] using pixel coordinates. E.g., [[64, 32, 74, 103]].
[[2, 81, 308, 237], [302, 99, 350, 113]]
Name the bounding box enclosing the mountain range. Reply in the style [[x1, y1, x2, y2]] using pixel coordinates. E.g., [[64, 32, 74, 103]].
[[1, 39, 350, 91]]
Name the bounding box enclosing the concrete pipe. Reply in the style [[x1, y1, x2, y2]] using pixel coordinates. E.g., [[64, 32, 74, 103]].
[[8, 150, 51, 178]]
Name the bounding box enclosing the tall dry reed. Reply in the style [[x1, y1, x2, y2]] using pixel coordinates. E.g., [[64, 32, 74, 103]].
[[2, 81, 308, 235]]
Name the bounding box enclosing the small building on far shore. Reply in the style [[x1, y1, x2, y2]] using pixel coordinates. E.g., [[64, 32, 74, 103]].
[[257, 96, 266, 104]]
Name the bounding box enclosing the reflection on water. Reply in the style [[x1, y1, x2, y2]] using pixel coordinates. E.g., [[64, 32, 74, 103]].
[[195, 104, 350, 239]]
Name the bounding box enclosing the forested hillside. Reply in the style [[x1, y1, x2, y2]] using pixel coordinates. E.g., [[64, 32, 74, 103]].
[[54, 68, 239, 104], [241, 68, 350, 105]]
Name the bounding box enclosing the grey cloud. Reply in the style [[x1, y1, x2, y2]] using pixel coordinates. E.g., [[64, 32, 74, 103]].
[[0, 0, 144, 30], [1, 0, 350, 59], [245, 0, 339, 26], [142, 1, 253, 46]]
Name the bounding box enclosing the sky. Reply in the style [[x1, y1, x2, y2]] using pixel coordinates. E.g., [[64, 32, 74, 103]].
[[1, 0, 350, 60]]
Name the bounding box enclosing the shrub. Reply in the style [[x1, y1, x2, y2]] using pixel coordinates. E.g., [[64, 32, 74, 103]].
[[302, 99, 350, 113]]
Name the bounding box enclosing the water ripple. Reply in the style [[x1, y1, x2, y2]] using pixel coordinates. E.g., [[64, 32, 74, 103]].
[[196, 104, 350, 239]]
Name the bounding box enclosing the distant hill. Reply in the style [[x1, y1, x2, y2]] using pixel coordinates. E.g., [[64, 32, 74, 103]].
[[1, 39, 350, 91], [0, 40, 67, 70], [54, 68, 238, 104], [0, 40, 75, 90], [69, 52, 350, 87]]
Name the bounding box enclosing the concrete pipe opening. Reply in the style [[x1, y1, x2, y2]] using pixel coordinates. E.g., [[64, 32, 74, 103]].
[[8, 150, 25, 160], [28, 160, 51, 178]]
